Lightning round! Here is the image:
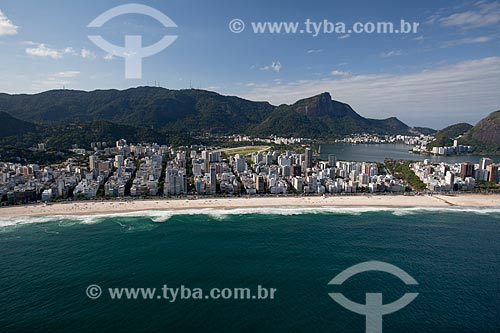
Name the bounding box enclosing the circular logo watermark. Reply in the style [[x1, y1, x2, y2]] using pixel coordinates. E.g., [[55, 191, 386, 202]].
[[87, 4, 178, 79], [229, 19, 245, 33], [328, 261, 419, 333], [86, 284, 102, 299]]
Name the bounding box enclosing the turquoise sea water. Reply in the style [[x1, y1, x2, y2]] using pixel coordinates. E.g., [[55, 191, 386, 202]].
[[1, 208, 499, 332]]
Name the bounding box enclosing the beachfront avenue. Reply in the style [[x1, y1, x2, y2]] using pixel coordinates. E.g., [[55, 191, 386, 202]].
[[86, 284, 277, 302]]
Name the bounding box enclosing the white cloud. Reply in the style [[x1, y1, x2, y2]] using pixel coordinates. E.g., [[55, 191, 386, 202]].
[[81, 48, 96, 60], [337, 34, 351, 40], [26, 43, 62, 59], [25, 44, 96, 60], [240, 57, 500, 127], [441, 36, 493, 48], [306, 49, 323, 54], [103, 53, 115, 61], [413, 36, 424, 41], [260, 61, 282, 73], [54, 71, 80, 78], [424, 14, 440, 25], [0, 10, 18, 36], [438, 1, 500, 28], [63, 47, 76, 55], [331, 70, 351, 77], [380, 50, 402, 58]]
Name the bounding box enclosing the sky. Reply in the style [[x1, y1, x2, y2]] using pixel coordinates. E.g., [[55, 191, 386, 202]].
[[0, 0, 499, 129]]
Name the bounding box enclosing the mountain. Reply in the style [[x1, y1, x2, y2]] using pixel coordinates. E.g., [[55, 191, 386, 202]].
[[411, 127, 436, 136], [427, 123, 473, 148], [0, 87, 412, 139], [0, 87, 274, 133], [0, 111, 36, 138], [250, 92, 410, 137], [38, 121, 171, 148], [461, 111, 500, 154], [0, 115, 189, 149]]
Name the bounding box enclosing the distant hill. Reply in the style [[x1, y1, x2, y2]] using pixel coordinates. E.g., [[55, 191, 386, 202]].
[[461, 111, 500, 154], [411, 127, 436, 136], [0, 117, 189, 150], [0, 87, 274, 134], [427, 123, 473, 148], [0, 88, 413, 138], [0, 111, 36, 138], [250, 92, 411, 137], [39, 121, 172, 149]]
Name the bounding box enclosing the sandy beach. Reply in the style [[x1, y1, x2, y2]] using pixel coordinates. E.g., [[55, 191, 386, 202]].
[[0, 194, 499, 218]]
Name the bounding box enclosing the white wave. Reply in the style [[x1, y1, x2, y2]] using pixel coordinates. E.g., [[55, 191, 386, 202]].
[[0, 206, 499, 228]]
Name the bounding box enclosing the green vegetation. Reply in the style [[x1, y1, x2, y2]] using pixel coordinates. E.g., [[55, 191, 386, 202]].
[[250, 93, 411, 137], [185, 155, 195, 193], [0, 112, 36, 138], [96, 168, 115, 197], [427, 123, 473, 149], [427, 111, 500, 155], [0, 88, 413, 143], [0, 87, 275, 134], [412, 126, 436, 135], [157, 155, 168, 195], [124, 159, 141, 196], [474, 181, 500, 193], [217, 145, 271, 156], [384, 159, 426, 191], [461, 110, 500, 155], [0, 145, 72, 164]]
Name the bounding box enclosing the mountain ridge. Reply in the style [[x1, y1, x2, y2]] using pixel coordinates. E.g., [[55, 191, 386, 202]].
[[0, 87, 430, 139], [461, 110, 500, 154]]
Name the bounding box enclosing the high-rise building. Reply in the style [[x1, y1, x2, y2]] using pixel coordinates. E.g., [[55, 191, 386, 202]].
[[201, 150, 210, 161], [305, 147, 313, 169], [114, 155, 124, 168], [486, 164, 499, 183], [328, 154, 337, 167], [281, 165, 291, 177], [255, 175, 265, 193], [192, 163, 202, 176], [164, 167, 187, 195], [89, 155, 98, 171], [480, 158, 493, 170], [209, 151, 221, 163], [209, 165, 217, 194], [278, 156, 291, 167], [292, 177, 303, 193], [460, 162, 474, 179], [234, 156, 247, 173], [292, 165, 302, 177], [474, 169, 489, 182], [445, 171, 455, 186]]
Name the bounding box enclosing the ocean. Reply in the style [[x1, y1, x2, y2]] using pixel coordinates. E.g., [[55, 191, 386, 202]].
[[1, 208, 499, 332]]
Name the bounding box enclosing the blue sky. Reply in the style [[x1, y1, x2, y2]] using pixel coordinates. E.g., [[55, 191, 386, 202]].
[[0, 0, 499, 128]]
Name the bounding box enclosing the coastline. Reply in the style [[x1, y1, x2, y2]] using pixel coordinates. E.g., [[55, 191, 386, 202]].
[[0, 194, 499, 218]]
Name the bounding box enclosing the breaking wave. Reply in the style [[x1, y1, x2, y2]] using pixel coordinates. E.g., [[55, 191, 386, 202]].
[[1, 206, 500, 230]]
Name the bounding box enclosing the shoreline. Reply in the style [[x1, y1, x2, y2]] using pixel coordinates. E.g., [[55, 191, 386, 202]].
[[0, 194, 499, 218]]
